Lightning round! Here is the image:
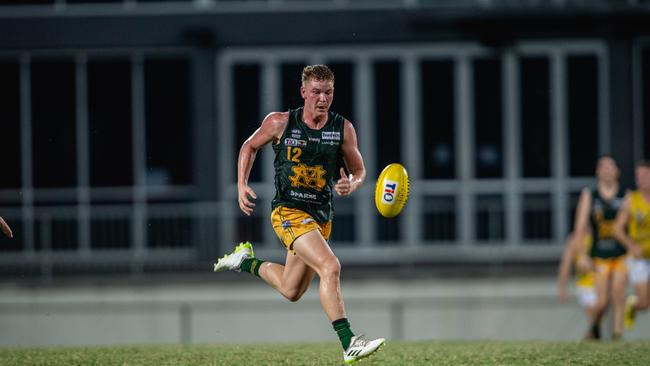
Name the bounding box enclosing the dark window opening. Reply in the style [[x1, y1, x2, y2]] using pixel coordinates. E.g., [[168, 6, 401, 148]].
[[421, 60, 455, 179]]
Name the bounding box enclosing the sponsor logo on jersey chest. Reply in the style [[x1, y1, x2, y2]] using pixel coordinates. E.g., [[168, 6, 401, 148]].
[[321, 131, 341, 141], [284, 138, 307, 147], [290, 190, 317, 200], [322, 140, 340, 146]]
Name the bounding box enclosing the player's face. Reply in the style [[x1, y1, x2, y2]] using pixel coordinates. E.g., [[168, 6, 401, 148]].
[[301, 78, 334, 117], [636, 166, 650, 191], [596, 157, 619, 183]]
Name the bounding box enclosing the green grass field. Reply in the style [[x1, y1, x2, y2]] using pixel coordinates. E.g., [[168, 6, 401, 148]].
[[1, 341, 649, 366]]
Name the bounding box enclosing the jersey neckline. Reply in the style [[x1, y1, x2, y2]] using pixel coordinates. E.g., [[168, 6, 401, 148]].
[[297, 107, 332, 131]]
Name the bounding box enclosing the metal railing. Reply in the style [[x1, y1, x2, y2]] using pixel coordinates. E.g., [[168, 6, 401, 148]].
[[0, 40, 615, 281], [0, 179, 576, 282]]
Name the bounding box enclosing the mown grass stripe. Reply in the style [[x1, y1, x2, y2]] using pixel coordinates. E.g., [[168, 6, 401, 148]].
[[0, 341, 648, 366]]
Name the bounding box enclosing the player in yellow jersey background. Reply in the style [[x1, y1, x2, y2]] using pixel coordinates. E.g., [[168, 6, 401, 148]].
[[614, 161, 650, 330]]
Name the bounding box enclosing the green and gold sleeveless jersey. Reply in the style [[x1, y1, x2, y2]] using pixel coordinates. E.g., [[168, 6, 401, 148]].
[[589, 187, 626, 258], [271, 108, 345, 223], [627, 191, 650, 258]]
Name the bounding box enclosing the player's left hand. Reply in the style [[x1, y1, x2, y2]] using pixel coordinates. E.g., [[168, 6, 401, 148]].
[[0, 216, 13, 239], [335, 168, 352, 196]]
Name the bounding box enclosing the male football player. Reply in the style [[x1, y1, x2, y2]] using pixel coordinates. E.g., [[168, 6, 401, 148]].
[[572, 156, 627, 339], [557, 232, 599, 339], [613, 161, 650, 330], [214, 65, 384, 364]]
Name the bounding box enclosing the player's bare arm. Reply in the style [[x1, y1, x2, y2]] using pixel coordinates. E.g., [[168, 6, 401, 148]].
[[574, 188, 598, 268], [612, 194, 643, 258], [335, 120, 366, 197], [238, 112, 289, 215], [557, 233, 577, 303], [0, 216, 13, 238], [557, 233, 585, 302], [573, 188, 591, 246]]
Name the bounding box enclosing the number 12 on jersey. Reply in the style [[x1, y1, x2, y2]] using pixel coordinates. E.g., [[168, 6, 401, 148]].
[[287, 147, 302, 162]]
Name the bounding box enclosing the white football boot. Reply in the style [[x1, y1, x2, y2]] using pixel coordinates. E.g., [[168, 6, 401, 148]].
[[343, 334, 385, 364], [213, 242, 254, 272]]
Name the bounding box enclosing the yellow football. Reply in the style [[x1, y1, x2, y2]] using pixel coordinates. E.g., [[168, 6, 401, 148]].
[[374, 163, 410, 218]]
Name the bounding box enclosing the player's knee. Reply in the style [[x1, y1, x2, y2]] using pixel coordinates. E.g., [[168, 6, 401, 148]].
[[637, 298, 650, 310], [286, 289, 304, 302], [321, 257, 341, 280]]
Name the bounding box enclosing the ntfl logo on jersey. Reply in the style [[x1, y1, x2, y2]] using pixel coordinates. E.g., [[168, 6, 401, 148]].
[[375, 163, 410, 218]]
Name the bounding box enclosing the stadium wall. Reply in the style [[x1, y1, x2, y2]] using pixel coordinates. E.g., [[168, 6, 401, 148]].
[[1, 278, 649, 346]]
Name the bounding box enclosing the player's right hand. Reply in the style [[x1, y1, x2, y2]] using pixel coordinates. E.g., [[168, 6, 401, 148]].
[[576, 254, 594, 273], [238, 185, 257, 216]]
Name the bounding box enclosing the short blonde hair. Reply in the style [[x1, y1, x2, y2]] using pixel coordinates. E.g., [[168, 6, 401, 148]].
[[301, 64, 334, 85]]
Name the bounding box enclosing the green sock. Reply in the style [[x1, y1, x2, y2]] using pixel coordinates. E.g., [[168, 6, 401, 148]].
[[240, 258, 264, 277], [332, 318, 355, 350]]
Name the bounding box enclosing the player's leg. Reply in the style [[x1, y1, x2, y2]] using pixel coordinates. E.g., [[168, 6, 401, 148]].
[[624, 280, 648, 329], [257, 252, 316, 302], [635, 260, 650, 311], [292, 229, 385, 364], [238, 206, 319, 301], [578, 286, 600, 340], [644, 278, 650, 310], [634, 279, 650, 310], [610, 259, 628, 339], [591, 261, 610, 336], [292, 229, 345, 321], [214, 240, 316, 302], [625, 258, 650, 329]]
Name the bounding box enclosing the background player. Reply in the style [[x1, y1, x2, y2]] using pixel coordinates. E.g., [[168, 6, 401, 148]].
[[572, 156, 627, 339], [613, 161, 650, 330], [557, 232, 599, 339], [213, 65, 385, 364]]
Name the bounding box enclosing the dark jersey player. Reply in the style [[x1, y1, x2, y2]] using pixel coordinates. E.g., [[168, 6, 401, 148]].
[[214, 65, 384, 364], [572, 155, 627, 339]]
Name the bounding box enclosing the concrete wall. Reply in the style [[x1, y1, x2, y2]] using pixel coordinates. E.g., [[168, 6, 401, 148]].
[[1, 278, 648, 347]]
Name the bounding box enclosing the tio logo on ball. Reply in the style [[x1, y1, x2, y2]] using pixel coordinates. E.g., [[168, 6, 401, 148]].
[[381, 179, 398, 205]]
